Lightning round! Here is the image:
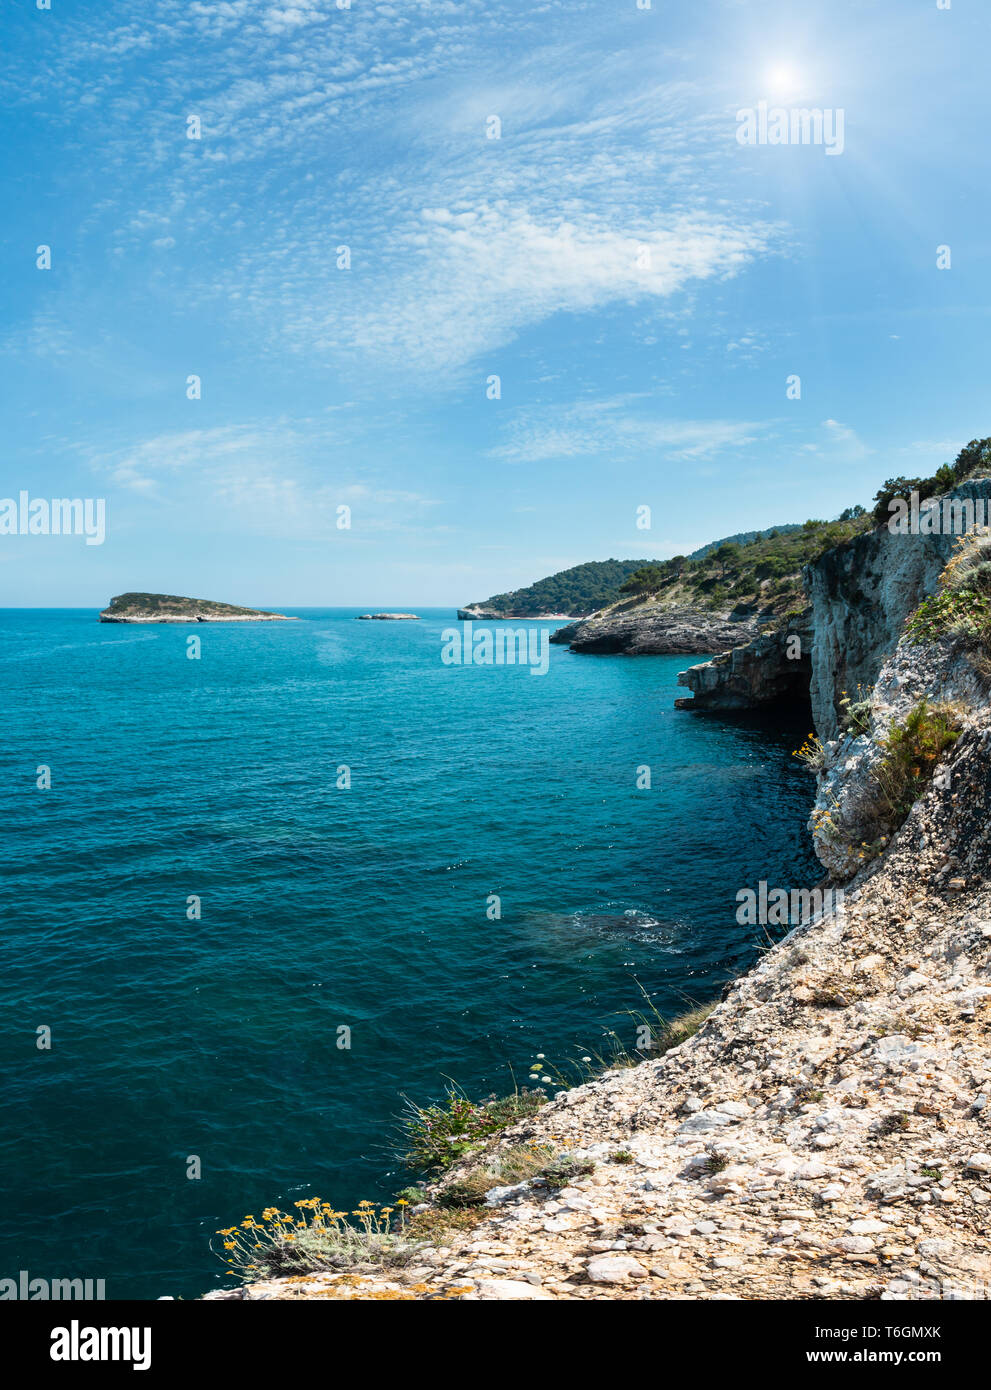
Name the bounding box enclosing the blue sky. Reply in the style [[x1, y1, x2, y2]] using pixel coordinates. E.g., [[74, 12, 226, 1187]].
[[2, 0, 988, 606]]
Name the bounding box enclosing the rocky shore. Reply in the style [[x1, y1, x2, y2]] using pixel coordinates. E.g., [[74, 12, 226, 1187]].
[[676, 616, 813, 712], [550, 599, 759, 655]]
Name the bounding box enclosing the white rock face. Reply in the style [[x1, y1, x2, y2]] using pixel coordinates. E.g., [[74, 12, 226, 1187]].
[[805, 477, 991, 738], [809, 640, 982, 878]]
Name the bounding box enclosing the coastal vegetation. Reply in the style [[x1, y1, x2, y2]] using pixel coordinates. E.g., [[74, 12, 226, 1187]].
[[808, 699, 962, 869], [618, 513, 871, 618], [837, 685, 874, 736], [870, 436, 991, 523], [401, 1087, 546, 1172], [213, 1199, 417, 1280], [210, 995, 721, 1289], [905, 530, 991, 677], [872, 699, 962, 825], [688, 523, 801, 559], [464, 529, 816, 618], [464, 559, 661, 616]]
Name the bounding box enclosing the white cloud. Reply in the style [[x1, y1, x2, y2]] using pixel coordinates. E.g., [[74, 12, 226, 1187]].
[[821, 418, 872, 459], [82, 422, 441, 537], [5, 3, 783, 377], [492, 398, 769, 464]]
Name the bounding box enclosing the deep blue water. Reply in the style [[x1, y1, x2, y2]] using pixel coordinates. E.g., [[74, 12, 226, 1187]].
[[1, 608, 818, 1298]]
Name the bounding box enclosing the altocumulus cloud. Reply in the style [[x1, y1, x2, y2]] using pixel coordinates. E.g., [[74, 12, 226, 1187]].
[[492, 398, 770, 465], [4, 0, 784, 380]]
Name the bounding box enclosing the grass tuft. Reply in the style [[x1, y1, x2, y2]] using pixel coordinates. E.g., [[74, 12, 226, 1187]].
[[400, 1086, 546, 1173], [871, 699, 962, 824]]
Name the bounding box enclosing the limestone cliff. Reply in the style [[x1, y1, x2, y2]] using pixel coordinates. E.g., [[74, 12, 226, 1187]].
[[675, 616, 812, 711], [675, 477, 991, 729], [804, 480, 991, 737]]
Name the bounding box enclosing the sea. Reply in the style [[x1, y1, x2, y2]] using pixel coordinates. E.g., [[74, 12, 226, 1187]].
[[0, 607, 819, 1298]]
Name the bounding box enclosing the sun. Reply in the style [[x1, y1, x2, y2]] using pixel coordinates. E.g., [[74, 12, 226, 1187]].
[[766, 65, 802, 99]]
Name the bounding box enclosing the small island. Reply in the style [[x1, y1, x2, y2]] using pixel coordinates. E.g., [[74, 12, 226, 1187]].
[[356, 612, 420, 620], [99, 593, 297, 623]]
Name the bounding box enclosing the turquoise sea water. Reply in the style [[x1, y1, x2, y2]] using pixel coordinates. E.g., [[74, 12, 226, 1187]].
[[1, 608, 818, 1298]]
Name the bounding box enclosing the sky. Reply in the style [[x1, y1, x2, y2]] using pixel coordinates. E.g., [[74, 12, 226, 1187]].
[[2, 0, 989, 607]]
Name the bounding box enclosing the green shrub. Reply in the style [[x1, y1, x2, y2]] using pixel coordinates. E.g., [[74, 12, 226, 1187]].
[[401, 1087, 545, 1173], [905, 589, 991, 645], [905, 531, 991, 675], [872, 700, 962, 824], [873, 438, 991, 524]]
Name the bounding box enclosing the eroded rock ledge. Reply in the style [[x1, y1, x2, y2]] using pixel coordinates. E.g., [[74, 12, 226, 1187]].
[[675, 617, 813, 712], [550, 601, 760, 655]]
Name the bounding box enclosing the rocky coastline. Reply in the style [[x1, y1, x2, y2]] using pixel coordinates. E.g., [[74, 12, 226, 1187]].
[[208, 679, 991, 1299], [203, 478, 991, 1301], [675, 617, 813, 712], [550, 600, 760, 655], [677, 478, 991, 722], [457, 605, 577, 621]]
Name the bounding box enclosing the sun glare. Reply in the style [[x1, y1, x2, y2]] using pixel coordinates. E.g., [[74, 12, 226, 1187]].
[[767, 65, 802, 99]]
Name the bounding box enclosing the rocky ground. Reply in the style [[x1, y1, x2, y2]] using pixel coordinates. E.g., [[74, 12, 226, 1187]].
[[205, 639, 991, 1302]]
